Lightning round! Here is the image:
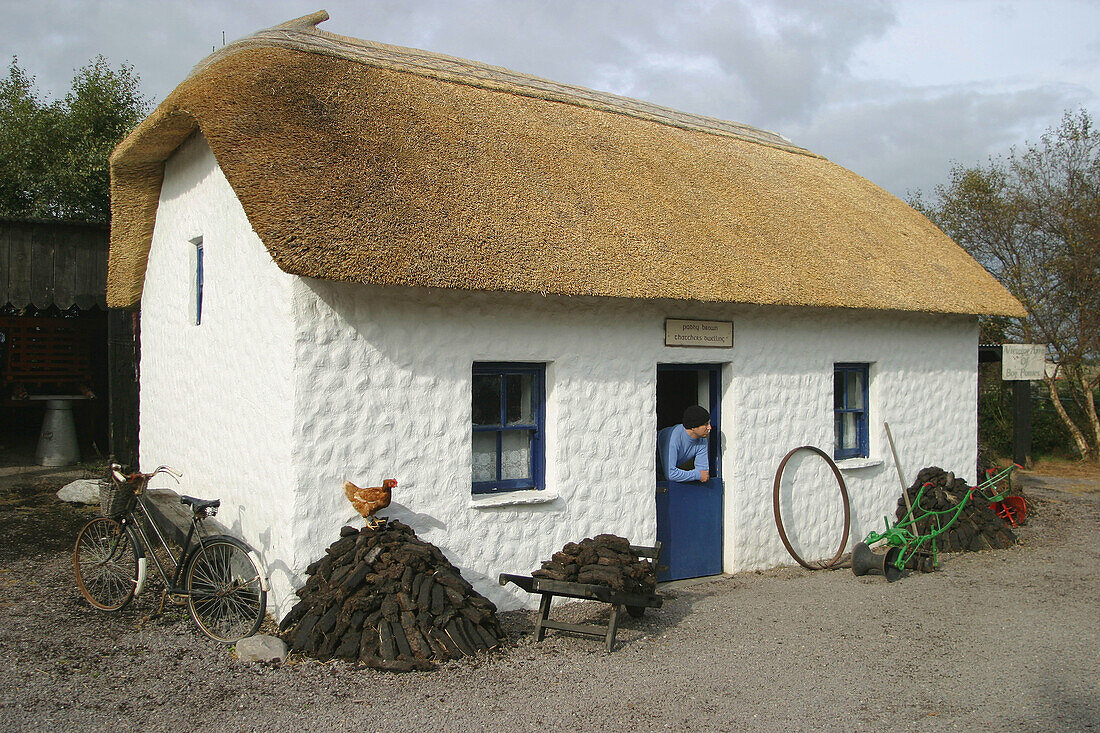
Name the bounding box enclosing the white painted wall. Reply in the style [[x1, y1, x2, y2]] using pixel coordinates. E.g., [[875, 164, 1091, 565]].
[[138, 133, 299, 608], [728, 308, 979, 573], [289, 281, 979, 613], [141, 136, 980, 619]]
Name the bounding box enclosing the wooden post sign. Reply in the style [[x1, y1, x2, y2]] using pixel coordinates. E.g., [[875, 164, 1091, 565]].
[[665, 319, 733, 348], [1002, 344, 1046, 381], [1001, 343, 1045, 470]]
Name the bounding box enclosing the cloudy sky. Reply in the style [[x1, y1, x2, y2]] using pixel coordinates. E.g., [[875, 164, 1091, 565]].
[[3, 0, 1097, 199]]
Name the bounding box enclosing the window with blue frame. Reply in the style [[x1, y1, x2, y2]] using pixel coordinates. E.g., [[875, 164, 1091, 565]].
[[834, 363, 869, 459], [471, 363, 544, 494], [193, 238, 204, 325]]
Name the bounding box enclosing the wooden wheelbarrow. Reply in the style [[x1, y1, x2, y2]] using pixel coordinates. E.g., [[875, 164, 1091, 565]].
[[499, 542, 663, 653]]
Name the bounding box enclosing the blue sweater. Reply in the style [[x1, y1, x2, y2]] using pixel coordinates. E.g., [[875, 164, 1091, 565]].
[[657, 424, 709, 482]]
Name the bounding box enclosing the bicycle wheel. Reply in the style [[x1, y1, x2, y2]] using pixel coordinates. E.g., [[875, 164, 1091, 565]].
[[73, 517, 142, 611], [184, 536, 266, 643]]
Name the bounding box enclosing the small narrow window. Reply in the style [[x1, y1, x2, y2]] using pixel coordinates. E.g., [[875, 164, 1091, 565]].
[[194, 239, 204, 325], [472, 363, 545, 494], [834, 363, 869, 459]]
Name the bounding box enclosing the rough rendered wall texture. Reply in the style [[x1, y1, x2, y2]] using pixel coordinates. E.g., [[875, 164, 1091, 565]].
[[731, 309, 979, 572], [138, 134, 299, 608], [288, 283, 665, 617], [289, 281, 979, 614]]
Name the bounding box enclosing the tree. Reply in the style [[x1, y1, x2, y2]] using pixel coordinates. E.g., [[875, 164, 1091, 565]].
[[0, 55, 149, 223], [0, 60, 48, 216], [913, 110, 1100, 461]]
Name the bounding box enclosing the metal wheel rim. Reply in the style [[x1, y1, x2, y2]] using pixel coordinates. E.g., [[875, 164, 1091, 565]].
[[772, 445, 852, 570], [187, 541, 265, 643], [74, 518, 137, 611]]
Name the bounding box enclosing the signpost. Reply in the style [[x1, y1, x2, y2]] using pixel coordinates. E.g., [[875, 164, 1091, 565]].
[[1000, 344, 1047, 469], [1001, 344, 1046, 381], [664, 319, 733, 348]]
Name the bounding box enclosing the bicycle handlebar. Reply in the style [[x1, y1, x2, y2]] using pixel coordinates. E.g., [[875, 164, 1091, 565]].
[[110, 463, 182, 483], [148, 465, 183, 480]]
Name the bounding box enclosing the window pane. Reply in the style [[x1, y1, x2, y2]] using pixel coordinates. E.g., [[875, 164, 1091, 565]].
[[195, 241, 204, 326], [841, 413, 859, 450], [501, 430, 532, 481], [472, 374, 501, 426], [505, 373, 534, 425], [845, 370, 864, 409], [834, 371, 844, 409], [472, 431, 497, 482]]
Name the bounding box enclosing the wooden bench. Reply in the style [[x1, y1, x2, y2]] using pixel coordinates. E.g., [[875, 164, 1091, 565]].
[[499, 542, 663, 652]]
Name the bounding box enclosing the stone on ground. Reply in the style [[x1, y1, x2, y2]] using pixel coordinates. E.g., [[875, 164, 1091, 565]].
[[56, 479, 101, 505], [236, 634, 288, 663]]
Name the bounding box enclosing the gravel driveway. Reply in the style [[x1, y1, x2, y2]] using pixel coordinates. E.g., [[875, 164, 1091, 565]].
[[1, 467, 1097, 732]]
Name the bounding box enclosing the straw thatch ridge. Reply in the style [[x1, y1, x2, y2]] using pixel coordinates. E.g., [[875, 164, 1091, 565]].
[[184, 11, 815, 158], [107, 11, 1026, 318]]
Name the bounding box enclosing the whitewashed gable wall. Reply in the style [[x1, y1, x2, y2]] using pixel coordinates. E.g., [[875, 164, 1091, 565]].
[[139, 133, 299, 608]]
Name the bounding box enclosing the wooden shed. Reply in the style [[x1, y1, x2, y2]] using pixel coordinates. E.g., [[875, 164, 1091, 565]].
[[0, 219, 134, 462]]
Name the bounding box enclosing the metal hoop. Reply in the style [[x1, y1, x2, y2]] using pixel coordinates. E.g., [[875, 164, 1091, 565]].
[[772, 445, 851, 570]]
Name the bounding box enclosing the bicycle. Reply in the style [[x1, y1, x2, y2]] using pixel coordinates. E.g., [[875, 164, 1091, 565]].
[[73, 463, 268, 643]]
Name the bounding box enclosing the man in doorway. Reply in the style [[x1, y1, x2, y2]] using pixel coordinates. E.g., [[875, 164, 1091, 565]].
[[657, 405, 711, 482]]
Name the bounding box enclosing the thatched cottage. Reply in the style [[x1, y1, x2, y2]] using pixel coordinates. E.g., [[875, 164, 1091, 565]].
[[107, 12, 1024, 616]]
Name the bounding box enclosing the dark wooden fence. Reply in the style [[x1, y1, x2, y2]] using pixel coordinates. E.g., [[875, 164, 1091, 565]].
[[1, 219, 109, 310]]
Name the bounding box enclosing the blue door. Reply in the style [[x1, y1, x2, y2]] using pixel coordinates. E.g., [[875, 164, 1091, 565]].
[[656, 365, 723, 581]]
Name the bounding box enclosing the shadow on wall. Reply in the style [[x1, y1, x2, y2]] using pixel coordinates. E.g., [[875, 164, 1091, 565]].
[[222, 515, 297, 620], [774, 449, 853, 566], [352, 501, 448, 532], [255, 524, 296, 618], [843, 463, 891, 546]]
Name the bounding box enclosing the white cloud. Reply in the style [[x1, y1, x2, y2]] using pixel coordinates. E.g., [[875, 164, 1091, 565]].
[[789, 84, 1080, 198], [0, 0, 1095, 199]]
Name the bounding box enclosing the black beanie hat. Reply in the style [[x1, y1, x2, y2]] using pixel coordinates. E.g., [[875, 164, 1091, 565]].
[[682, 405, 710, 430]]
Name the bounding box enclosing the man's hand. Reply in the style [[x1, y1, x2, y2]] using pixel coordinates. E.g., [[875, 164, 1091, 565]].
[[699, 470, 710, 482]]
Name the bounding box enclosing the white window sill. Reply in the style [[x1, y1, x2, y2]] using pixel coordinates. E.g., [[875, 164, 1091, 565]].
[[469, 490, 558, 509], [834, 458, 884, 471]]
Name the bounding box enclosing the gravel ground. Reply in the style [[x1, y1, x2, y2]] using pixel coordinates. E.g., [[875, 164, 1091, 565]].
[[1, 466, 1097, 733]]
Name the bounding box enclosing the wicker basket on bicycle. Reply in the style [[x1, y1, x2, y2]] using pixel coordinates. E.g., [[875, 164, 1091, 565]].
[[99, 474, 137, 517]]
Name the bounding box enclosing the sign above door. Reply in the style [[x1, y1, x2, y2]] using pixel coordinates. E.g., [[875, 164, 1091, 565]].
[[664, 319, 733, 348]]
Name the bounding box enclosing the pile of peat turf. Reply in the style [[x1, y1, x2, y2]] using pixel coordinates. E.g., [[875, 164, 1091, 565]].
[[280, 521, 505, 672], [531, 534, 657, 595], [898, 467, 1016, 553]]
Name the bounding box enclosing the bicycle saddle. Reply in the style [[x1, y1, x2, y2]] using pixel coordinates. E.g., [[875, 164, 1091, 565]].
[[179, 495, 221, 513]]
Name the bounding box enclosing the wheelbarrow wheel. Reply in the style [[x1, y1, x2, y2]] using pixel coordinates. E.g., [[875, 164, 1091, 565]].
[[990, 496, 1028, 527], [626, 605, 645, 618]]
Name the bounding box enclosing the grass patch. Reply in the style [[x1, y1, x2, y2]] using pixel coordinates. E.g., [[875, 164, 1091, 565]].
[[1021, 457, 1100, 480]]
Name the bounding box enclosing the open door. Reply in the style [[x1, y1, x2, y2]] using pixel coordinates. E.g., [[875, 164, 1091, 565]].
[[655, 364, 723, 581]]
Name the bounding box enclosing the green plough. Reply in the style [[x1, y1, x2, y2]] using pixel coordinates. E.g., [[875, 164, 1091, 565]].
[[854, 464, 1015, 578]]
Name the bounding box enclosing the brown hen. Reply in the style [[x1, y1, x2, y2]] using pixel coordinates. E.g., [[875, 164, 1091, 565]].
[[344, 478, 396, 529]]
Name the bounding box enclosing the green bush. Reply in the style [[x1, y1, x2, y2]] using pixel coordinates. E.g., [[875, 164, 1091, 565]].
[[978, 370, 1012, 458], [978, 365, 1091, 460], [1031, 388, 1079, 457]]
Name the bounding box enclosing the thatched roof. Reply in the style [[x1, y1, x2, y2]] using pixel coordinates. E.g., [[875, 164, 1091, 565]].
[[107, 11, 1025, 317]]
